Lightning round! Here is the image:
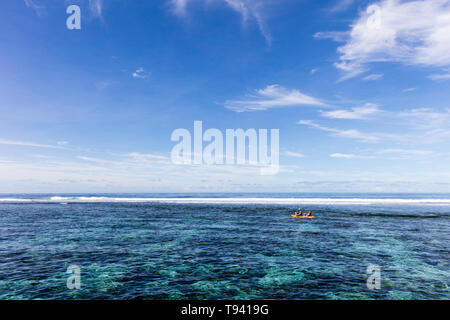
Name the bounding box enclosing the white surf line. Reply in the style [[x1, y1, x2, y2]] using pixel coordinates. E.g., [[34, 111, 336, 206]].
[[1, 197, 450, 205]]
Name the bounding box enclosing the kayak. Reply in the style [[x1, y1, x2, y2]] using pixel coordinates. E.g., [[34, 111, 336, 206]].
[[291, 215, 315, 219]]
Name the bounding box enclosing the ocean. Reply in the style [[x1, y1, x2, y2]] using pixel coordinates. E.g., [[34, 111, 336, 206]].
[[0, 193, 449, 300]]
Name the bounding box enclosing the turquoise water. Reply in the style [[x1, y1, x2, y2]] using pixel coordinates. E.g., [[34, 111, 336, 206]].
[[0, 194, 449, 299]]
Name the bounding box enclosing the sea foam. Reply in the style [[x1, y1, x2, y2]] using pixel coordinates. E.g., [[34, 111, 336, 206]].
[[1, 197, 450, 205]]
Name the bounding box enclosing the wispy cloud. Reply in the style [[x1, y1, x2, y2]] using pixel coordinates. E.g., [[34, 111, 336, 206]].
[[314, 31, 347, 42], [298, 120, 381, 143], [327, 0, 356, 14], [376, 149, 433, 156], [132, 67, 149, 79], [169, 0, 272, 45], [330, 153, 374, 159], [0, 138, 65, 149], [10, 151, 287, 192], [301, 107, 450, 144], [284, 151, 305, 158], [126, 152, 169, 161], [2, 149, 448, 192], [24, 0, 44, 16], [399, 108, 450, 130], [89, 0, 103, 19], [321, 103, 380, 120], [225, 85, 326, 112], [363, 73, 383, 81], [428, 71, 450, 81], [318, 0, 450, 79], [170, 0, 189, 16], [331, 149, 434, 160], [398, 108, 450, 143], [77, 155, 121, 165]]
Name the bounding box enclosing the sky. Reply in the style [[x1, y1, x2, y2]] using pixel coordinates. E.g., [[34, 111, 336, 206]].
[[1, 0, 450, 193]]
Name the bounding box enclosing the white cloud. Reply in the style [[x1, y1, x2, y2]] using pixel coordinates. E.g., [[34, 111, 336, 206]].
[[301, 107, 450, 144], [428, 71, 450, 81], [126, 152, 169, 161], [330, 153, 374, 159], [171, 0, 189, 16], [225, 85, 326, 112], [0, 138, 65, 149], [399, 108, 450, 129], [327, 0, 356, 13], [89, 0, 103, 18], [77, 155, 121, 165], [332, 129, 380, 142], [332, 150, 433, 159], [402, 87, 417, 92], [331, 149, 436, 160], [314, 31, 348, 42], [398, 108, 450, 142], [284, 151, 305, 158], [320, 0, 450, 79], [298, 120, 381, 142], [321, 103, 380, 119], [2, 148, 449, 192], [330, 153, 356, 158], [132, 67, 149, 79], [24, 0, 44, 16], [169, 0, 272, 45], [310, 68, 319, 75], [0, 150, 294, 192], [376, 149, 433, 156], [363, 73, 384, 81]]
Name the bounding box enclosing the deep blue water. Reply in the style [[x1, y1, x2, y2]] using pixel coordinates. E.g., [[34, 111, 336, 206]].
[[0, 193, 449, 299]]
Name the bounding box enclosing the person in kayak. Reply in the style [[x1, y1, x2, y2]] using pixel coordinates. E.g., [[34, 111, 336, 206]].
[[294, 208, 303, 216], [306, 211, 313, 217]]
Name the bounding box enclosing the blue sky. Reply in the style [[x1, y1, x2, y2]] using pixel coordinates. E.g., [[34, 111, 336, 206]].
[[1, 0, 450, 193]]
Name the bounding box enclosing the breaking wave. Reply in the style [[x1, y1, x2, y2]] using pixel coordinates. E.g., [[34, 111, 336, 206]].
[[1, 196, 450, 205]]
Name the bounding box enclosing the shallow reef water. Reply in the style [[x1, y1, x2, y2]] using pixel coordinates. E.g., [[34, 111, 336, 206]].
[[0, 194, 449, 299]]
